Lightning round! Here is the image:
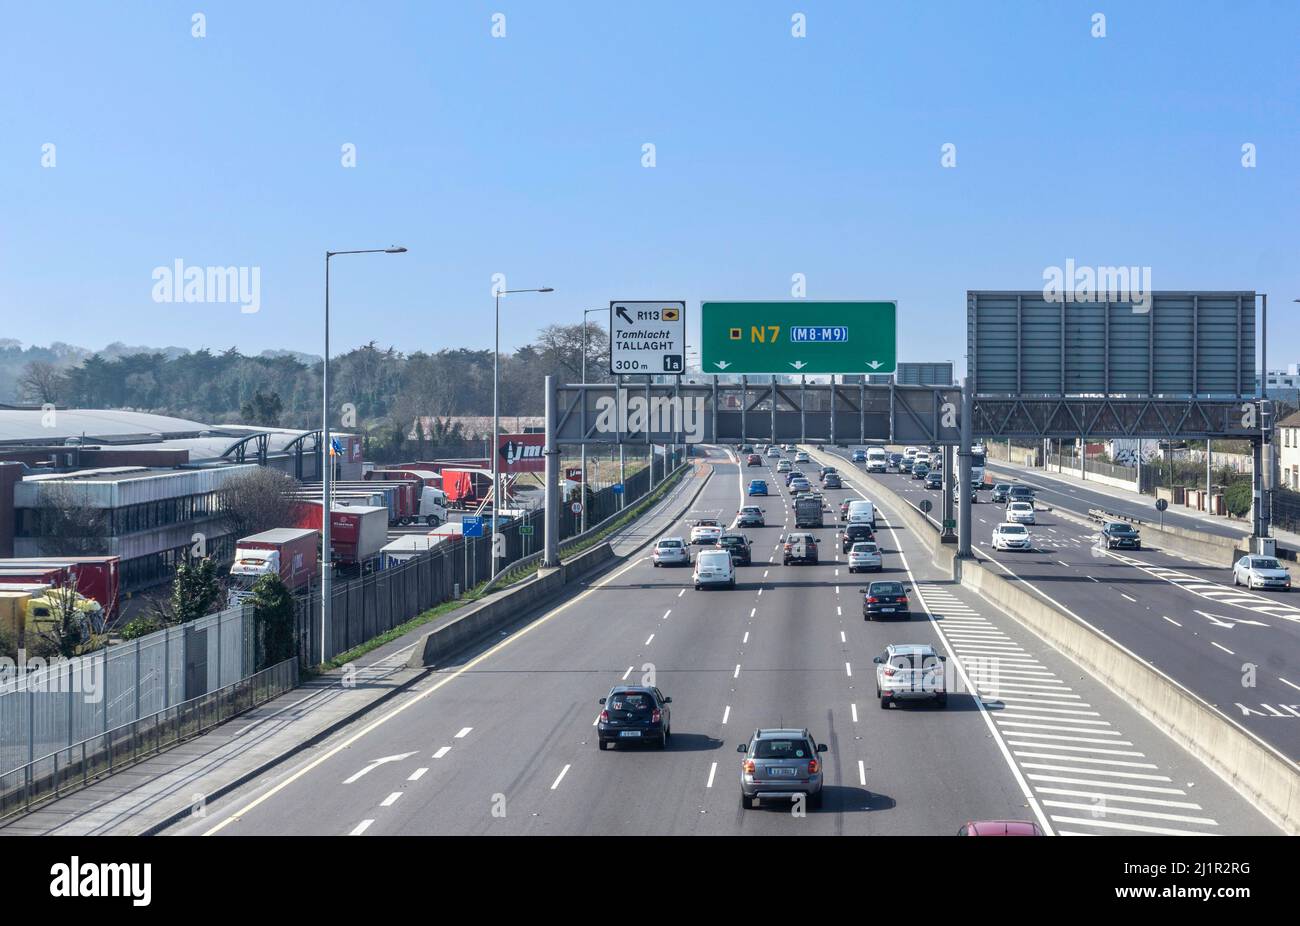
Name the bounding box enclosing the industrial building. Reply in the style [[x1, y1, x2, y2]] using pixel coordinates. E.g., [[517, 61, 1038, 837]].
[[0, 408, 356, 595]]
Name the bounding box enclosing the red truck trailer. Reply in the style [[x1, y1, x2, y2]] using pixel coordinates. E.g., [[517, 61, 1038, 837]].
[[439, 468, 494, 509], [290, 502, 388, 568], [227, 528, 319, 604], [0, 556, 121, 621]]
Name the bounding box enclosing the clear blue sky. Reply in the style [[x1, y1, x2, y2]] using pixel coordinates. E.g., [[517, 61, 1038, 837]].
[[2, 1, 1297, 374]]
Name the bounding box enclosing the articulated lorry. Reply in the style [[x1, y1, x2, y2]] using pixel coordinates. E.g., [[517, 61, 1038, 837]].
[[298, 480, 447, 526], [290, 502, 388, 571], [227, 528, 320, 606], [0, 556, 120, 621], [0, 585, 105, 652]]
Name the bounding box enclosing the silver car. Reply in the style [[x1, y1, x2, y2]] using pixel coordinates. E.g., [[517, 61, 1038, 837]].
[[738, 728, 828, 809], [1233, 555, 1292, 591], [652, 537, 690, 567], [875, 643, 947, 708]]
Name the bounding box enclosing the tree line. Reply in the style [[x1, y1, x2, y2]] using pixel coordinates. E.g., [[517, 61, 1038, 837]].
[[9, 321, 611, 431]]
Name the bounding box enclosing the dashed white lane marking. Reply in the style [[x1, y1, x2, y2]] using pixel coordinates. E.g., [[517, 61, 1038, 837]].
[[644, 633, 655, 646], [550, 765, 571, 790], [845, 662, 853, 678], [1280, 677, 1300, 693], [750, 607, 756, 617], [851, 703, 858, 723], [840, 630, 846, 642], [622, 666, 633, 680], [455, 727, 473, 738], [706, 762, 717, 788], [349, 819, 374, 836], [734, 664, 742, 679], [432, 746, 452, 759], [1210, 641, 1235, 656], [837, 605, 842, 616], [662, 609, 672, 620], [763, 570, 769, 578], [858, 760, 867, 786], [1162, 616, 1182, 627], [722, 705, 731, 724], [380, 792, 402, 807], [408, 767, 429, 782], [678, 589, 685, 597], [1120, 593, 1137, 603]]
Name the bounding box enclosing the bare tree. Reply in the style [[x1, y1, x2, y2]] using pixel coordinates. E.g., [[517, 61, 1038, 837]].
[[16, 360, 66, 404], [217, 467, 299, 539], [33, 483, 110, 556]]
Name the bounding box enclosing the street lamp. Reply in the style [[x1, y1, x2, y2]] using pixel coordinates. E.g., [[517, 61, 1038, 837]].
[[492, 286, 554, 578], [580, 307, 605, 532], [321, 246, 406, 665]]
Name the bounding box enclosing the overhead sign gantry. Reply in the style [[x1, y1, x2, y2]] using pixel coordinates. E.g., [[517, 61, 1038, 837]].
[[700, 301, 897, 374]]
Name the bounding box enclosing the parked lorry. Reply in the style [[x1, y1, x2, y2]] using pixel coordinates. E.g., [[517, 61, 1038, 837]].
[[227, 528, 319, 606], [365, 470, 449, 525], [439, 468, 492, 509], [0, 556, 120, 621], [0, 585, 105, 652], [290, 502, 388, 569]]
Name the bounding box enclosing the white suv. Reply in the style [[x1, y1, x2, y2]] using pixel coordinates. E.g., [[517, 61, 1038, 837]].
[[991, 523, 1032, 551], [1005, 501, 1035, 525], [847, 541, 883, 572]]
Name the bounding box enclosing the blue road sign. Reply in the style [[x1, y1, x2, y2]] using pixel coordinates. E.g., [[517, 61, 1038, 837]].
[[612, 483, 625, 494], [462, 516, 484, 537]]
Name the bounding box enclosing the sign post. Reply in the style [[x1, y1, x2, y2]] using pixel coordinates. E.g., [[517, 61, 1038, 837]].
[[610, 301, 686, 375], [701, 301, 896, 374]]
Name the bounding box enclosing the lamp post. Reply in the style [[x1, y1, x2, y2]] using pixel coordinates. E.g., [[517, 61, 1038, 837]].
[[580, 307, 604, 532], [321, 246, 406, 665], [492, 286, 554, 578]]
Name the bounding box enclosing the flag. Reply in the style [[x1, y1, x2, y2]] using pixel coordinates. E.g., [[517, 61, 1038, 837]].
[[330, 438, 343, 457]]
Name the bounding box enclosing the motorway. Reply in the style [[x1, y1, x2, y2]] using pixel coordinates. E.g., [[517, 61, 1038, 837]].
[[824, 448, 1300, 762], [169, 446, 1279, 836]]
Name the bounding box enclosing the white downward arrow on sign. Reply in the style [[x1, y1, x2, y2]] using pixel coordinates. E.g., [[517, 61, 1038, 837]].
[[344, 752, 417, 784], [790, 361, 807, 370], [866, 360, 883, 369], [714, 361, 731, 370]]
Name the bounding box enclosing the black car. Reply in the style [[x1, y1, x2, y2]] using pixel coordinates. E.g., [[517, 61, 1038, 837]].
[[911, 463, 930, 480], [718, 532, 753, 565], [887, 453, 904, 470], [924, 471, 943, 489], [1007, 485, 1035, 505], [841, 521, 875, 554], [598, 686, 672, 749], [862, 581, 911, 621], [736, 506, 765, 528], [823, 473, 843, 489], [1101, 521, 1142, 550]]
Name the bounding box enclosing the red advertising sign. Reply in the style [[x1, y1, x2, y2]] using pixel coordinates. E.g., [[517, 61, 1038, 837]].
[[498, 432, 546, 473], [565, 468, 583, 483]]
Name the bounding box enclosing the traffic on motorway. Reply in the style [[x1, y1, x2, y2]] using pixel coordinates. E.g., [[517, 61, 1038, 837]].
[[171, 444, 1281, 838], [826, 446, 1300, 762]]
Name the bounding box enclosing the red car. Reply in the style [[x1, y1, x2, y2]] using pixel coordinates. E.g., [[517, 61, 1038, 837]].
[[956, 820, 1045, 836], [747, 454, 763, 466]]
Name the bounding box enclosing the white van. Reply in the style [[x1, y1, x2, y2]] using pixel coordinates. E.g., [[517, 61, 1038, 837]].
[[847, 499, 877, 529], [693, 549, 736, 590], [865, 448, 888, 473]]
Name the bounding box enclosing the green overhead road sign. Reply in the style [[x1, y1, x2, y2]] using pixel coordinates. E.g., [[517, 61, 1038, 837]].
[[701, 301, 897, 374]]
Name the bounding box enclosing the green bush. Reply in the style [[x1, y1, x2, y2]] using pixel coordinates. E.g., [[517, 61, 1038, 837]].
[[1225, 482, 1252, 518], [120, 616, 164, 640], [251, 573, 295, 669]]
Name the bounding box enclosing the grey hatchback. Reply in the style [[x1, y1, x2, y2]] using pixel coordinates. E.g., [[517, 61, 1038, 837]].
[[738, 728, 828, 809]]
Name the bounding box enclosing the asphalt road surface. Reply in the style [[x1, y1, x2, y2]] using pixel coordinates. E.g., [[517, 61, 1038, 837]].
[[171, 446, 1281, 836], [824, 448, 1300, 762]]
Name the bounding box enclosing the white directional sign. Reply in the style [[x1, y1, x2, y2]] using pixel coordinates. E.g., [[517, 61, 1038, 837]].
[[609, 300, 686, 375]]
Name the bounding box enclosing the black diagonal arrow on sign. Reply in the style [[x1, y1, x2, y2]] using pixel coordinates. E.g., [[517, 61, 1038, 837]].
[[616, 306, 633, 325]]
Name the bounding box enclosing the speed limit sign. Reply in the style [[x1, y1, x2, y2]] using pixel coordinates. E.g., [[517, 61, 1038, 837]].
[[571, 502, 583, 514]]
